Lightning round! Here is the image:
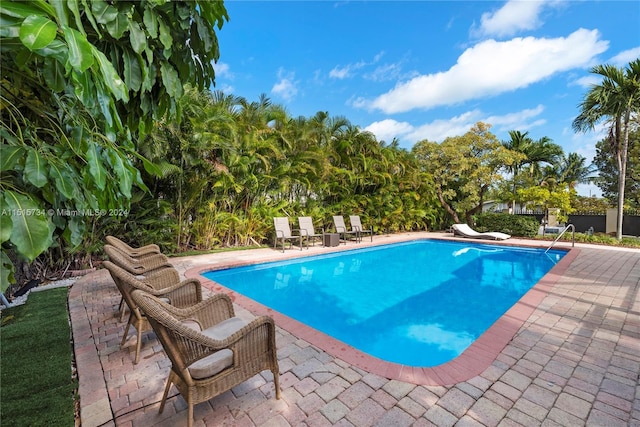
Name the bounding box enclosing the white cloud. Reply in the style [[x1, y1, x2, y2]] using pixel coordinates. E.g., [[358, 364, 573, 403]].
[[484, 104, 546, 132], [364, 119, 414, 143], [271, 68, 298, 101], [213, 62, 233, 79], [574, 75, 601, 88], [364, 63, 404, 82], [365, 106, 547, 148], [329, 52, 384, 79], [475, 0, 546, 38], [215, 83, 235, 94], [404, 111, 483, 144], [609, 46, 640, 66], [358, 29, 608, 114], [329, 65, 353, 79]]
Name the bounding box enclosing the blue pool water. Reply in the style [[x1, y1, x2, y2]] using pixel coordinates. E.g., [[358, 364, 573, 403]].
[[203, 240, 566, 367]]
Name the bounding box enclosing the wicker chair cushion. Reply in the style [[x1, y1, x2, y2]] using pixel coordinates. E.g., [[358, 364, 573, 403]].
[[188, 349, 234, 379], [183, 317, 247, 379], [201, 317, 247, 340]]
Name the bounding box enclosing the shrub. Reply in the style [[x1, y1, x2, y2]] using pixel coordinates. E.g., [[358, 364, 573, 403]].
[[473, 213, 539, 237]]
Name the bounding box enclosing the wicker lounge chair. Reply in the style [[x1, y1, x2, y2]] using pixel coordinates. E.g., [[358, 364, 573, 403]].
[[104, 244, 173, 275], [273, 217, 302, 252], [333, 215, 359, 244], [103, 261, 203, 364], [452, 223, 511, 241], [131, 290, 280, 427], [349, 215, 373, 242], [298, 216, 324, 248], [105, 243, 175, 321], [105, 235, 161, 257]]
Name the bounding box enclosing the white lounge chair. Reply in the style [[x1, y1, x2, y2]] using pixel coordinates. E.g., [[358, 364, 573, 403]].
[[332, 215, 359, 244], [452, 223, 511, 241], [298, 216, 323, 248], [349, 215, 373, 242], [274, 217, 302, 252]]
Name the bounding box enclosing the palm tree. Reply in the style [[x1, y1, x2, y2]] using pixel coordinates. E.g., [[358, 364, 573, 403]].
[[557, 153, 596, 190], [573, 59, 640, 239], [502, 130, 563, 212]]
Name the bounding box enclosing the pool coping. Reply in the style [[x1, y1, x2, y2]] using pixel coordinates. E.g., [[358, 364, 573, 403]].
[[185, 239, 579, 386]]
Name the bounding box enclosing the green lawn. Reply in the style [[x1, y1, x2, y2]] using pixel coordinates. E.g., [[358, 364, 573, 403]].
[[1, 288, 77, 427]]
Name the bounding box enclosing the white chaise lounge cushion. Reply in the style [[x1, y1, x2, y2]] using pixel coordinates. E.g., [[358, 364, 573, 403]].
[[184, 317, 248, 379], [452, 224, 511, 240]]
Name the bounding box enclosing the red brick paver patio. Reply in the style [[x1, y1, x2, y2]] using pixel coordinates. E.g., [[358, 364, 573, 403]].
[[70, 233, 640, 426]]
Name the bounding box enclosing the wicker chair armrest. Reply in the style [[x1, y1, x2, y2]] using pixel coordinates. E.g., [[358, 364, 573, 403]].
[[163, 278, 203, 307], [193, 315, 276, 352], [154, 292, 235, 327]]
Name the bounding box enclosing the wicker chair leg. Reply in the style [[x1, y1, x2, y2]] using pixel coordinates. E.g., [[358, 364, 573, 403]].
[[187, 390, 194, 427], [134, 325, 143, 364], [273, 369, 281, 399], [118, 297, 127, 322], [159, 372, 175, 413], [120, 319, 132, 347]]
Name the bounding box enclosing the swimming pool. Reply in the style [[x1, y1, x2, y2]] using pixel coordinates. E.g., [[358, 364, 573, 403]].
[[202, 240, 566, 367]]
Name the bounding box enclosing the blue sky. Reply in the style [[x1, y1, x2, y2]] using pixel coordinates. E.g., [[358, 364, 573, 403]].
[[213, 1, 640, 197]]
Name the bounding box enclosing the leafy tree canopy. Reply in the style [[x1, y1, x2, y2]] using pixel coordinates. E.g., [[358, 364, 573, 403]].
[[412, 122, 522, 224], [0, 0, 229, 291]]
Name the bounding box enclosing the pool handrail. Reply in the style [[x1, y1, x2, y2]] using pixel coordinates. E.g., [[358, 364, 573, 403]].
[[545, 224, 575, 253]]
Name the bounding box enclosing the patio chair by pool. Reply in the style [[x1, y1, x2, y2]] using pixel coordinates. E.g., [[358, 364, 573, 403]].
[[105, 243, 176, 321], [103, 261, 203, 364], [333, 215, 359, 244], [105, 235, 161, 258], [132, 289, 280, 427], [298, 216, 324, 248], [104, 244, 173, 276], [274, 217, 302, 252], [349, 215, 373, 242], [452, 223, 511, 241]]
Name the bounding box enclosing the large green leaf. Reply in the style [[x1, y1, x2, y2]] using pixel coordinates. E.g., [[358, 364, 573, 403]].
[[62, 25, 94, 72], [24, 148, 48, 188], [85, 142, 106, 190], [66, 0, 85, 35], [91, 46, 128, 101], [91, 0, 118, 24], [107, 149, 133, 198], [122, 48, 142, 92], [49, 162, 76, 199], [105, 9, 129, 39], [64, 217, 85, 247], [19, 15, 57, 51], [3, 190, 53, 261], [0, 251, 15, 293], [0, 194, 12, 243], [0, 15, 21, 38], [143, 8, 158, 38], [0, 145, 25, 171], [128, 21, 146, 54], [43, 57, 66, 91], [158, 18, 172, 52], [35, 39, 68, 63], [160, 62, 181, 98], [0, 1, 48, 19]]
